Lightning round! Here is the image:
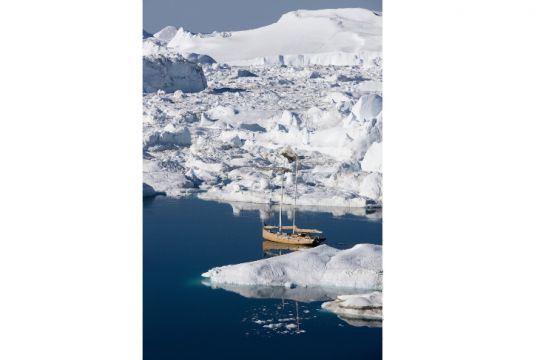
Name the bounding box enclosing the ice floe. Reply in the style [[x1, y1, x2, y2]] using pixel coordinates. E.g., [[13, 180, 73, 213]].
[[202, 244, 382, 290], [322, 291, 382, 327]]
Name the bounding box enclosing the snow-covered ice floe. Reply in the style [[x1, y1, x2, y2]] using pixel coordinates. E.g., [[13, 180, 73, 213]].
[[202, 244, 382, 290], [322, 292, 382, 327], [143, 8, 383, 207]]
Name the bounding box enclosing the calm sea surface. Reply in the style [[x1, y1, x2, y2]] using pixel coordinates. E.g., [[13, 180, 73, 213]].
[[144, 196, 382, 359]]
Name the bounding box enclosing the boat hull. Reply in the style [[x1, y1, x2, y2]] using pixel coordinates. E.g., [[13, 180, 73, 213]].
[[262, 240, 312, 252]]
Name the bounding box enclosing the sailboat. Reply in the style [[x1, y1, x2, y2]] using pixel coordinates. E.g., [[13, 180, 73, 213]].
[[262, 149, 326, 245]]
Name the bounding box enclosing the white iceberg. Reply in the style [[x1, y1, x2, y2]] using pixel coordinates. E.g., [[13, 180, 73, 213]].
[[164, 8, 381, 66], [322, 291, 382, 324], [202, 244, 382, 290]]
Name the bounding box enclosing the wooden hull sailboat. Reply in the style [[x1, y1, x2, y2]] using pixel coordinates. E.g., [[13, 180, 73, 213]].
[[262, 225, 325, 245], [262, 148, 326, 246]]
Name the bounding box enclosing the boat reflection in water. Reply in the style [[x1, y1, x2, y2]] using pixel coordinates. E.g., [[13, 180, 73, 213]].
[[262, 240, 312, 258]]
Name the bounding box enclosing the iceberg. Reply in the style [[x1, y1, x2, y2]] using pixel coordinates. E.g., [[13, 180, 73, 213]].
[[322, 291, 382, 326], [143, 54, 207, 93], [202, 244, 382, 290], [164, 8, 381, 66]]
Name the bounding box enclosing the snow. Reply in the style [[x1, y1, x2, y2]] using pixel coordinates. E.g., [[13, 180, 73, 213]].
[[322, 291, 382, 322], [143, 54, 207, 93], [202, 244, 382, 290], [143, 7, 383, 208], [162, 8, 381, 66]]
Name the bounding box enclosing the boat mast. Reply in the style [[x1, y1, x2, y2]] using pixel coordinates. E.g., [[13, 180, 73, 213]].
[[279, 174, 284, 233], [295, 301, 300, 333], [292, 157, 298, 234]]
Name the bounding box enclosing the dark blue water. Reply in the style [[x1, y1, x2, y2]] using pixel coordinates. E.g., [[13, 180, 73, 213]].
[[144, 196, 382, 359]]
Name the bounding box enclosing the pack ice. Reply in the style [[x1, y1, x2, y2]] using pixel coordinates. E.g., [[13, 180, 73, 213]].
[[143, 8, 383, 207], [202, 244, 382, 290]]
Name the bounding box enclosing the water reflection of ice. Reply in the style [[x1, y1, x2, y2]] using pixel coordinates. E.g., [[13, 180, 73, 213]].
[[242, 300, 313, 337], [338, 317, 382, 328], [202, 279, 381, 333], [202, 279, 372, 303], [207, 199, 382, 221]]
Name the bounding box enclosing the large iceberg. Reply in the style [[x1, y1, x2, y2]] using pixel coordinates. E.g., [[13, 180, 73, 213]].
[[143, 53, 207, 93], [163, 8, 381, 66], [202, 244, 382, 290]]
